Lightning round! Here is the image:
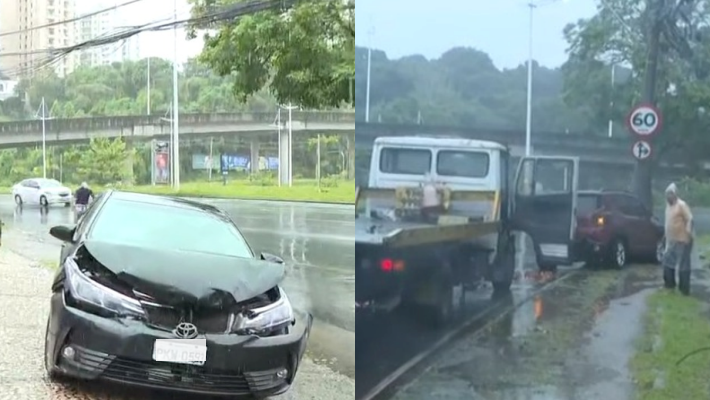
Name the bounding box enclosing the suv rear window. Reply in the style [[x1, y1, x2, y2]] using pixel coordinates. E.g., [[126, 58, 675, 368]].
[[577, 194, 600, 215]]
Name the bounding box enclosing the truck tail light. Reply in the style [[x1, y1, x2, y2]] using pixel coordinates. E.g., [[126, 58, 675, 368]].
[[380, 258, 405, 272]]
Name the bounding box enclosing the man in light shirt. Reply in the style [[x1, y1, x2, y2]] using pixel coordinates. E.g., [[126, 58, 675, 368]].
[[662, 183, 694, 295]]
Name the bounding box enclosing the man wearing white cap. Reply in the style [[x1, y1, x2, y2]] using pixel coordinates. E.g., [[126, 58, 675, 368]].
[[662, 182, 694, 295]]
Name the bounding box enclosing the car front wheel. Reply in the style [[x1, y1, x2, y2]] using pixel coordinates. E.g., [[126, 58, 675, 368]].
[[14, 194, 22, 206]]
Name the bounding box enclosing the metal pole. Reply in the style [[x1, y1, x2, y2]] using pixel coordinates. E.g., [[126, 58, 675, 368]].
[[208, 137, 213, 181], [525, 2, 535, 156], [608, 64, 615, 138], [365, 47, 371, 123], [151, 139, 156, 186], [41, 97, 47, 178], [316, 134, 321, 188], [172, 0, 180, 190], [288, 104, 293, 187], [146, 57, 151, 115], [277, 108, 282, 187]]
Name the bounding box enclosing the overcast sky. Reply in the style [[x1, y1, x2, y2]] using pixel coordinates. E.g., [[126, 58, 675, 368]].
[[81, 0, 203, 62], [355, 0, 598, 69]]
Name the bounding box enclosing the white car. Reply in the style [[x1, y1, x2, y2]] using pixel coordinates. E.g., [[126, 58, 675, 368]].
[[12, 178, 72, 207]]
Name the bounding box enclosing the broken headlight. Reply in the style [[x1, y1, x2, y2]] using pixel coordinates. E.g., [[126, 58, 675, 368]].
[[64, 257, 145, 318], [232, 287, 294, 334]]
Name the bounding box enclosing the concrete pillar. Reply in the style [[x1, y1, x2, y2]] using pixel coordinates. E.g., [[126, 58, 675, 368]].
[[250, 137, 260, 175], [278, 129, 291, 186], [346, 132, 355, 180], [123, 135, 134, 184]]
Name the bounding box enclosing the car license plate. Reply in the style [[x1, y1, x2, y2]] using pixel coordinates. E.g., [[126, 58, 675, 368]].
[[152, 339, 207, 366]]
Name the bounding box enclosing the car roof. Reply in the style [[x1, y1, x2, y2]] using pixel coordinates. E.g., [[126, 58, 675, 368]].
[[578, 190, 638, 198], [107, 190, 226, 216]]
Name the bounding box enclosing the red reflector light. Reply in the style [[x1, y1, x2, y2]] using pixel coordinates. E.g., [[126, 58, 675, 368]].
[[380, 259, 393, 271]]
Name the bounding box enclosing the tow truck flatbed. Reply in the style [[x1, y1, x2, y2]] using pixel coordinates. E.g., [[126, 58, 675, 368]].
[[356, 217, 500, 248]]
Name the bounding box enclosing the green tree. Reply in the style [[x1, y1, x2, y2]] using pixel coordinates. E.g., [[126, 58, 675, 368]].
[[188, 0, 354, 109]]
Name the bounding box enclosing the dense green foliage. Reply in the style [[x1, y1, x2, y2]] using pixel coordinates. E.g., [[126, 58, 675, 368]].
[[0, 59, 351, 187], [0, 58, 277, 121], [188, 0, 354, 109]]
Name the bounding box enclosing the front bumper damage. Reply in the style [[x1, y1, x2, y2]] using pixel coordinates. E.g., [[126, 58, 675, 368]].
[[46, 292, 313, 397]]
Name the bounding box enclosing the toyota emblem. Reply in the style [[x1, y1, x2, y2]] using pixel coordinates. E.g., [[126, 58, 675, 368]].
[[173, 322, 199, 339]]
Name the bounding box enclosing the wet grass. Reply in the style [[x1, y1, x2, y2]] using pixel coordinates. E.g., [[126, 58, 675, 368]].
[[0, 179, 356, 204], [695, 234, 710, 265], [631, 290, 710, 400]]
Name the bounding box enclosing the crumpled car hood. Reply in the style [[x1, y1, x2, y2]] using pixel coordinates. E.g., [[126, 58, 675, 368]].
[[84, 239, 285, 308]]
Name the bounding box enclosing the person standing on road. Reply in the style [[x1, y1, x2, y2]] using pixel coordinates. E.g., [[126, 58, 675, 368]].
[[74, 182, 94, 222], [662, 182, 694, 295]]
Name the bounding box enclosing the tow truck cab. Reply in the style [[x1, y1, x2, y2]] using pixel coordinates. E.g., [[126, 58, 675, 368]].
[[356, 136, 579, 324]]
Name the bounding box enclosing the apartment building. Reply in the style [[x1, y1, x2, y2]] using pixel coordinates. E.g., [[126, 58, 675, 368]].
[[0, 0, 78, 79], [76, 1, 140, 67]]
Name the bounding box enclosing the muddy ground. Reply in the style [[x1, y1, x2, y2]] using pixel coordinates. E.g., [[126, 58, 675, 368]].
[[391, 257, 710, 400], [0, 235, 354, 399]]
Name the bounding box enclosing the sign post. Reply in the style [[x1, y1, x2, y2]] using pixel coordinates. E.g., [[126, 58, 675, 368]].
[[631, 140, 652, 161], [626, 103, 662, 138]]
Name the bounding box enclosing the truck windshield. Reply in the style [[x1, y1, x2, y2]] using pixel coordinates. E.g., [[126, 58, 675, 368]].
[[437, 151, 489, 178], [379, 148, 431, 175]]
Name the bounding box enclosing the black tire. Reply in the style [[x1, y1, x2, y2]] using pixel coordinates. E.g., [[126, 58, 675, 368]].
[[430, 282, 454, 328], [539, 263, 557, 273], [40, 195, 48, 207], [609, 238, 628, 269], [64, 202, 71, 208], [44, 318, 60, 381], [14, 195, 22, 206], [492, 235, 516, 292]]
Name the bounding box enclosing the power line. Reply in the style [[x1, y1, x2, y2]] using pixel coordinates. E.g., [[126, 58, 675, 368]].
[[1, 0, 294, 77], [0, 0, 147, 38]]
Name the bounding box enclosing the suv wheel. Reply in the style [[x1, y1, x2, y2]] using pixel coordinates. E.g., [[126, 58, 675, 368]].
[[655, 238, 665, 264], [610, 239, 627, 269]]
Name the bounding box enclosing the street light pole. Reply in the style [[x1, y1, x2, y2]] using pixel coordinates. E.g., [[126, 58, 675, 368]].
[[365, 47, 371, 123], [172, 0, 180, 190], [41, 97, 47, 178], [525, 2, 536, 156], [146, 57, 151, 115]]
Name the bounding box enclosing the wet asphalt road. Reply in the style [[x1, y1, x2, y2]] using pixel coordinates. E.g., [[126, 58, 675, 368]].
[[0, 196, 354, 334]]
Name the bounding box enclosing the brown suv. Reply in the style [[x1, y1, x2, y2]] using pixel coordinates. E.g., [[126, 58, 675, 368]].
[[573, 190, 665, 268]]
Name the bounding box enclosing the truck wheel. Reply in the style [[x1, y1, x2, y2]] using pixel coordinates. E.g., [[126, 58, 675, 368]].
[[492, 235, 516, 292], [430, 282, 454, 328]]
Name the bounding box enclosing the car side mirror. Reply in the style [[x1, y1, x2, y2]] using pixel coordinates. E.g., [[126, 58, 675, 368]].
[[260, 252, 284, 264], [49, 225, 75, 242]]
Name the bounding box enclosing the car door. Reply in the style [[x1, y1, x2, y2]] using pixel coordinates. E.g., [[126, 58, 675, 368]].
[[617, 194, 657, 255], [25, 180, 40, 204], [510, 156, 579, 266]]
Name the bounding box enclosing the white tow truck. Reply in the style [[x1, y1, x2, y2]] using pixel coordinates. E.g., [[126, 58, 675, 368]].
[[355, 136, 580, 327]]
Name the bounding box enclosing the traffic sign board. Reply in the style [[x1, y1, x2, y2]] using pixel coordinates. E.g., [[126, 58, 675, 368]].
[[627, 104, 662, 137], [631, 140, 652, 160]]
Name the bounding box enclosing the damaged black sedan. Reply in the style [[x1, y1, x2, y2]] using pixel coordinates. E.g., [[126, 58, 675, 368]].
[[44, 190, 312, 398]]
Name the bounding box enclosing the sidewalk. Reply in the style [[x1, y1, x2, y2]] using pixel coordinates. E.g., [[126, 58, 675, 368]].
[[0, 246, 353, 399]]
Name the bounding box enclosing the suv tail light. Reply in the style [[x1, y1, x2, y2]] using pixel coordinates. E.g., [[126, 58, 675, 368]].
[[380, 258, 405, 272], [593, 213, 606, 227]]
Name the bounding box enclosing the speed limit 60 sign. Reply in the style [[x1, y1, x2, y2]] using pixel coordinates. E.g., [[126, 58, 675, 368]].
[[626, 103, 662, 138]]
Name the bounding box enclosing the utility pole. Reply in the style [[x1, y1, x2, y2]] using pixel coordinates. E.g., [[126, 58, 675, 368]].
[[146, 57, 151, 115], [634, 0, 663, 209], [525, 2, 536, 156], [172, 0, 180, 190]]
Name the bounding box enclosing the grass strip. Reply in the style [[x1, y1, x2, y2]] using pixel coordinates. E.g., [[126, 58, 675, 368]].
[[631, 289, 710, 400]]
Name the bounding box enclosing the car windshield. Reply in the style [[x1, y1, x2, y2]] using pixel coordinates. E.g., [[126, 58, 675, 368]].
[[89, 199, 254, 258], [37, 179, 62, 188]]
